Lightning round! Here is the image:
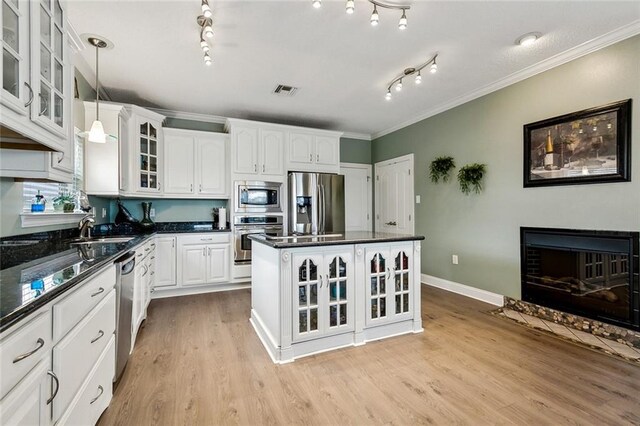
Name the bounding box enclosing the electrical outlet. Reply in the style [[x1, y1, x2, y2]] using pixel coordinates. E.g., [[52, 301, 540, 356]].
[[416, 195, 421, 204], [452, 255, 459, 265], [91, 207, 96, 216], [101, 207, 106, 219], [150, 208, 156, 218]]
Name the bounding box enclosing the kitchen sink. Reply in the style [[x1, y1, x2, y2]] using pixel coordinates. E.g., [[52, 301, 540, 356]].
[[70, 236, 136, 245]]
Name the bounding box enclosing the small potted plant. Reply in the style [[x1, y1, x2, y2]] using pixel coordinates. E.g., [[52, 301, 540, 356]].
[[429, 156, 456, 183], [53, 192, 75, 212], [458, 163, 487, 195]]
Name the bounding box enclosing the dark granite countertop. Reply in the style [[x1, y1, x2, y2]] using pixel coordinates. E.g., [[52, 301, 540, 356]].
[[249, 231, 425, 249], [0, 221, 231, 333]]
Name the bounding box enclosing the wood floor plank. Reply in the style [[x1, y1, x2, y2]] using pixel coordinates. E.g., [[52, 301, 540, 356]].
[[98, 286, 640, 426]]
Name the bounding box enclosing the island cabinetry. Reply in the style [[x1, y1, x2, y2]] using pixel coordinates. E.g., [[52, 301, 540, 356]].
[[365, 245, 414, 328], [292, 250, 354, 342], [250, 236, 422, 364]]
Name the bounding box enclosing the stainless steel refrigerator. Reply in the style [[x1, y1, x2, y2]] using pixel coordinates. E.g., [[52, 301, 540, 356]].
[[288, 172, 345, 235]]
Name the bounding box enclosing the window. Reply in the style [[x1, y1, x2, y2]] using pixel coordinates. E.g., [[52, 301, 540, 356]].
[[22, 130, 84, 212]]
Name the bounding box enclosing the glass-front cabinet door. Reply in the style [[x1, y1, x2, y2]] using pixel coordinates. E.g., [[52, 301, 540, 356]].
[[30, 0, 67, 136], [325, 252, 354, 334], [293, 255, 322, 342], [1, 0, 30, 113], [366, 250, 389, 326], [138, 121, 160, 192], [391, 249, 412, 319]]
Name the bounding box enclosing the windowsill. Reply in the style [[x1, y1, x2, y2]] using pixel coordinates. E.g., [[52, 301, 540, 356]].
[[20, 211, 87, 228]]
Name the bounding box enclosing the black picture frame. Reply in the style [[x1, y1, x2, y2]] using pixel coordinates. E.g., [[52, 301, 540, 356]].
[[523, 99, 631, 187]]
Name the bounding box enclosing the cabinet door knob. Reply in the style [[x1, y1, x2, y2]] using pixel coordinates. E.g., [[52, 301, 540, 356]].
[[199, 184, 202, 192], [24, 82, 34, 107], [254, 164, 257, 172], [38, 93, 48, 116], [309, 154, 313, 162], [46, 371, 59, 405], [262, 164, 265, 173], [190, 184, 193, 192], [316, 154, 319, 162], [12, 338, 45, 363], [319, 274, 323, 288]]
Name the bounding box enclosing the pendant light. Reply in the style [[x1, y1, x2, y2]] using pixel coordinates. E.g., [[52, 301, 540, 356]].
[[87, 37, 107, 143]]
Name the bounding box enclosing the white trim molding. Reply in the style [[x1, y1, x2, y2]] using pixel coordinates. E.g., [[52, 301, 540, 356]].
[[341, 132, 372, 141], [149, 108, 228, 125], [421, 274, 504, 307], [372, 20, 640, 139], [21, 212, 87, 228]]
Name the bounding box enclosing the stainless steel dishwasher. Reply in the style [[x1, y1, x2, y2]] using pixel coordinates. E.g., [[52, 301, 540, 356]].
[[114, 251, 136, 385]]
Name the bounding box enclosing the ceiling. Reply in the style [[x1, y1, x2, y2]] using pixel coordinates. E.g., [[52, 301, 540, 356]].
[[66, 1, 640, 139]]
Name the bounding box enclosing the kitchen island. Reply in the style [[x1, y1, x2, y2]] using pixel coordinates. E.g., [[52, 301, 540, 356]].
[[249, 232, 425, 363]]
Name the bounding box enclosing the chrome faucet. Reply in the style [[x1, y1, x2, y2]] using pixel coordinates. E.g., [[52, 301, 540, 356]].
[[78, 214, 96, 239]]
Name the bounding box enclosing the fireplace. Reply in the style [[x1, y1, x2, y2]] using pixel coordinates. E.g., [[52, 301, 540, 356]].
[[521, 228, 639, 330]]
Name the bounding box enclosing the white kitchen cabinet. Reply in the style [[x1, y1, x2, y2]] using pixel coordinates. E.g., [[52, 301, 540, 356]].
[[227, 120, 285, 181], [292, 249, 354, 342], [163, 128, 228, 198], [287, 131, 341, 174], [154, 236, 177, 288], [0, 356, 52, 426], [131, 241, 154, 349], [83, 101, 124, 195], [364, 244, 414, 328], [178, 233, 231, 287], [119, 105, 165, 196], [0, 0, 72, 152]]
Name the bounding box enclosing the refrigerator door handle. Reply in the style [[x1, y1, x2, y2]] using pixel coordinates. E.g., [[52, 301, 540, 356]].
[[319, 183, 326, 234]]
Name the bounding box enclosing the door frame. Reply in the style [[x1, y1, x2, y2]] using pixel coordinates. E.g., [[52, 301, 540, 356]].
[[374, 153, 415, 234], [340, 162, 373, 232]]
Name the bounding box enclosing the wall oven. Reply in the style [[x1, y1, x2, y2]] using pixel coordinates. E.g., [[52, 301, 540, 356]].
[[235, 181, 282, 214], [234, 215, 283, 264]]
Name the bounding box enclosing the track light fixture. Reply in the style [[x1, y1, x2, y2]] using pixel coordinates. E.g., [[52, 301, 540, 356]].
[[197, 5, 215, 67], [313, 1, 411, 29], [385, 54, 438, 101], [346, 0, 355, 14], [398, 9, 407, 30], [370, 5, 379, 26], [312, 0, 322, 9]]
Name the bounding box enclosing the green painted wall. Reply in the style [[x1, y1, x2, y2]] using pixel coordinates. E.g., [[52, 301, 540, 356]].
[[109, 198, 227, 223], [372, 36, 640, 299], [340, 137, 371, 164]]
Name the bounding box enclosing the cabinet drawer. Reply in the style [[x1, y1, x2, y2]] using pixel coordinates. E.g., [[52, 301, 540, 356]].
[[53, 265, 116, 342], [52, 290, 116, 422], [179, 233, 230, 245], [58, 336, 115, 426], [0, 310, 52, 399]]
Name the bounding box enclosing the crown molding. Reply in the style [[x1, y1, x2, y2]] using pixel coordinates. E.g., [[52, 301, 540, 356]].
[[341, 132, 372, 141], [148, 108, 228, 125], [372, 20, 640, 140]]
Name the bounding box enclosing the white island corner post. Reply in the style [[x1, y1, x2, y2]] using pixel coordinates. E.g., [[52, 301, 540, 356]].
[[248, 233, 424, 364]]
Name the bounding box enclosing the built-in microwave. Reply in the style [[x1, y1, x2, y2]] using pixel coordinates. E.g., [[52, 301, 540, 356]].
[[234, 181, 282, 213]]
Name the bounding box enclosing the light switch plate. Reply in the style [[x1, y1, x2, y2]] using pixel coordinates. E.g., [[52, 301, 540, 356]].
[[416, 195, 421, 204], [150, 208, 156, 218], [452, 255, 459, 265], [101, 208, 106, 219]]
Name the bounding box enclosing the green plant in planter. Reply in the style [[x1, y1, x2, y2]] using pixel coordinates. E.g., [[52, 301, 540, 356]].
[[53, 192, 75, 211], [458, 163, 487, 195], [429, 156, 456, 183]]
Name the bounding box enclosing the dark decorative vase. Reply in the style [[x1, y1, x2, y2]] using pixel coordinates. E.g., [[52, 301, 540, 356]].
[[139, 202, 155, 232], [114, 199, 139, 226]]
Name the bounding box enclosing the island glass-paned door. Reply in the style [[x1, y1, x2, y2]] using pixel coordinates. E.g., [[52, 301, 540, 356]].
[[139, 121, 159, 191], [367, 250, 388, 325], [392, 250, 412, 316], [293, 255, 321, 341], [325, 252, 354, 334]]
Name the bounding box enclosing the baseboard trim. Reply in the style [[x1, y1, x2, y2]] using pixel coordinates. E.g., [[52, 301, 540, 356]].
[[421, 274, 504, 306]]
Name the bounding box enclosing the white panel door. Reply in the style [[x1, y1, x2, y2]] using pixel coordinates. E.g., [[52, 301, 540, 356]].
[[288, 132, 314, 166], [206, 245, 230, 283], [374, 154, 414, 235], [0, 357, 50, 426], [260, 129, 284, 177], [197, 136, 227, 196], [164, 133, 195, 194], [180, 244, 208, 286], [233, 126, 258, 174], [155, 237, 176, 288], [341, 164, 372, 231], [315, 136, 339, 166]]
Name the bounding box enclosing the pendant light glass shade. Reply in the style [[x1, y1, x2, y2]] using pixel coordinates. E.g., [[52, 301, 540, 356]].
[[88, 120, 106, 143]]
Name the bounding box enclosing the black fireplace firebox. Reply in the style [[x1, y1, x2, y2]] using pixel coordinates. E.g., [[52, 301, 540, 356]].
[[521, 227, 639, 330]]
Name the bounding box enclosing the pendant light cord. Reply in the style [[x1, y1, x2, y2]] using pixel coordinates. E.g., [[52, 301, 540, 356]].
[[95, 43, 99, 121]]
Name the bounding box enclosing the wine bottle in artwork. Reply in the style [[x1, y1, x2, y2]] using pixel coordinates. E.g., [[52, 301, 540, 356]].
[[544, 130, 555, 170]]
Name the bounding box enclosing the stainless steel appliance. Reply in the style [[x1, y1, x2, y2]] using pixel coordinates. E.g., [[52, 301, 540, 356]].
[[288, 172, 345, 235], [234, 215, 284, 264], [234, 181, 282, 213], [114, 251, 136, 384]]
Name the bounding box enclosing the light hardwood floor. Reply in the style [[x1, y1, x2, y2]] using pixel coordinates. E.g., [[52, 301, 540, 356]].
[[99, 286, 640, 425]]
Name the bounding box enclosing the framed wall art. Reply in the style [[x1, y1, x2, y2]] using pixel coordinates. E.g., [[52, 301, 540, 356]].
[[523, 99, 631, 187]]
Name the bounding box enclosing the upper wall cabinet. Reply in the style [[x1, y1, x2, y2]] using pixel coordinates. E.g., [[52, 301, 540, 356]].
[[119, 105, 165, 196], [226, 120, 285, 182], [287, 131, 341, 174], [163, 128, 229, 198], [0, 0, 71, 152]]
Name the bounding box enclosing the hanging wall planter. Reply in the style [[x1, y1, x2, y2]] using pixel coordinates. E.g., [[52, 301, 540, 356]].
[[458, 163, 486, 195], [429, 156, 456, 183]]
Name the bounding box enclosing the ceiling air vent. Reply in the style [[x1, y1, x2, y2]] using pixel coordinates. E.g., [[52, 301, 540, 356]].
[[273, 84, 298, 97]]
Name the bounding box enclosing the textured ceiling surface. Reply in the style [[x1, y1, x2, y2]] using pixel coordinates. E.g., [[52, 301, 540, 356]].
[[67, 1, 640, 136]]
